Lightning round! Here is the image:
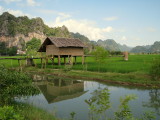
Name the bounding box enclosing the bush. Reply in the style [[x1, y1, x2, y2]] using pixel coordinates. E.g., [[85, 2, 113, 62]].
[[0, 106, 24, 120], [0, 65, 39, 105]]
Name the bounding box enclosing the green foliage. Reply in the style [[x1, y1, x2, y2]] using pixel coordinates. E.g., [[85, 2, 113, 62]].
[[44, 25, 71, 37], [0, 41, 17, 56], [63, 64, 73, 72], [26, 37, 41, 57], [150, 58, 160, 81], [0, 106, 24, 120], [0, 65, 39, 105], [26, 37, 41, 50], [114, 95, 137, 120], [86, 88, 156, 120], [7, 46, 17, 56], [110, 51, 122, 56], [14, 103, 57, 120], [0, 42, 6, 55], [70, 112, 76, 120], [85, 88, 110, 119], [92, 46, 109, 63]]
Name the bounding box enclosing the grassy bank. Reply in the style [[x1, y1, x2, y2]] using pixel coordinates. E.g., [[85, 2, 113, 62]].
[[13, 102, 57, 120], [24, 67, 160, 88], [0, 102, 57, 120]]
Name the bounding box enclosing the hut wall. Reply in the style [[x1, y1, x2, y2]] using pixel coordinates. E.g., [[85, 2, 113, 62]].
[[59, 48, 84, 55], [46, 45, 59, 55]]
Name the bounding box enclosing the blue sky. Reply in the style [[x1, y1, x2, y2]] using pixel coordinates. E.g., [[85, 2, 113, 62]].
[[0, 0, 160, 47]]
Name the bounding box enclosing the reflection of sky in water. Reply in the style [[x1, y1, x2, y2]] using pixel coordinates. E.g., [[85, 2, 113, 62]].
[[17, 80, 160, 120]]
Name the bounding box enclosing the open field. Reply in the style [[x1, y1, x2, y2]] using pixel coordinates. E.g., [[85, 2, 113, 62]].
[[0, 54, 159, 73]]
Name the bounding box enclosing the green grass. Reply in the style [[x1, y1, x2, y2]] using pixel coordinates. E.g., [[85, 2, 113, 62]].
[[12, 102, 57, 120], [0, 54, 160, 73]]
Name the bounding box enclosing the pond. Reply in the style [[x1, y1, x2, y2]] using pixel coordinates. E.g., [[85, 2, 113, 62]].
[[17, 75, 160, 120]]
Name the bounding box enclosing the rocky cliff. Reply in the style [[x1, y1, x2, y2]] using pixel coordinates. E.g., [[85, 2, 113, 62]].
[[0, 12, 71, 50]]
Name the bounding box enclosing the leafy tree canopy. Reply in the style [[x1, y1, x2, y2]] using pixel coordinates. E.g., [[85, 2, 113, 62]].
[[92, 46, 109, 62]]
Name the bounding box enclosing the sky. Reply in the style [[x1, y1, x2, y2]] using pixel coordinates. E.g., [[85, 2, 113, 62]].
[[0, 0, 160, 47]]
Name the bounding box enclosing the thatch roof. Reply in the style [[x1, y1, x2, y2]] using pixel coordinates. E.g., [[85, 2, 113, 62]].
[[38, 37, 85, 52]]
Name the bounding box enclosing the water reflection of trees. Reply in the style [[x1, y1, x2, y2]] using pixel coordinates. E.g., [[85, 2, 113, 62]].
[[143, 89, 160, 115]]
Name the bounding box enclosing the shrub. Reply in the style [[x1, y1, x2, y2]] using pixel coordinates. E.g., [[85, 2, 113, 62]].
[[0, 65, 39, 105], [0, 106, 24, 120]]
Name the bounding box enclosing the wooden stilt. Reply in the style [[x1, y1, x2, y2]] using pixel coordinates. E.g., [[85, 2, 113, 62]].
[[74, 56, 77, 64], [68, 55, 70, 64], [82, 55, 84, 65], [70, 55, 73, 65], [64, 57, 66, 65], [52, 55, 54, 65], [59, 79, 62, 87], [46, 57, 48, 65], [58, 55, 61, 65]]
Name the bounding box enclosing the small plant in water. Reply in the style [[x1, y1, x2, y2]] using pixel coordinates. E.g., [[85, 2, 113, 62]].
[[70, 112, 76, 120], [85, 88, 110, 120], [85, 88, 156, 120]]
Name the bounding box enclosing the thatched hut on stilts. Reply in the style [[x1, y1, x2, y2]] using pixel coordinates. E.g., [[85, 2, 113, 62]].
[[38, 37, 86, 65]]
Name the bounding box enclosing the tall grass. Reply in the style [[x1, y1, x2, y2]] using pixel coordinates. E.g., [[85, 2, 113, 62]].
[[0, 54, 160, 73]]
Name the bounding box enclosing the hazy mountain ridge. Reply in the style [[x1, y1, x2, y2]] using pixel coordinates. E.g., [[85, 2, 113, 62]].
[[96, 39, 132, 51], [130, 41, 160, 53]]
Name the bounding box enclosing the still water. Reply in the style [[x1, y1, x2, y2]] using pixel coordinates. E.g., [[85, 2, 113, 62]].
[[18, 75, 160, 120]]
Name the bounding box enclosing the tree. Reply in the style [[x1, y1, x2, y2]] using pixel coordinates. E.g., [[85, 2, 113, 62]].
[[26, 37, 41, 57], [0, 42, 6, 55], [7, 46, 17, 56], [0, 42, 17, 56], [92, 46, 109, 63]]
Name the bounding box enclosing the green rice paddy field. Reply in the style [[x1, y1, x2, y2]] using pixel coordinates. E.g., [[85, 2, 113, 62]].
[[0, 54, 160, 74]]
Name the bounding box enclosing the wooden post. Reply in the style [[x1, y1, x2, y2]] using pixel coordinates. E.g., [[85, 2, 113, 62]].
[[18, 59, 20, 66], [64, 57, 66, 65], [74, 56, 77, 64], [82, 55, 84, 65], [26, 58, 35, 66], [69, 55, 73, 65], [68, 55, 70, 64], [41, 58, 42, 64], [52, 55, 54, 65], [58, 55, 61, 65], [45, 56, 49, 65], [59, 79, 62, 87]]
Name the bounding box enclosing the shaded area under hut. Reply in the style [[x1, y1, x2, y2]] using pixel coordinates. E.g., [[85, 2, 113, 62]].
[[38, 37, 86, 65]]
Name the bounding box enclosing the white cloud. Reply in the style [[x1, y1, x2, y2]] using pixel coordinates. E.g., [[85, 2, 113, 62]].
[[146, 27, 156, 32], [0, 6, 4, 13], [26, 0, 39, 6], [121, 36, 127, 41], [46, 15, 114, 40], [0, 0, 21, 4], [0, 6, 33, 18], [38, 9, 71, 18], [104, 16, 118, 21], [102, 27, 113, 32], [8, 9, 33, 17]]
